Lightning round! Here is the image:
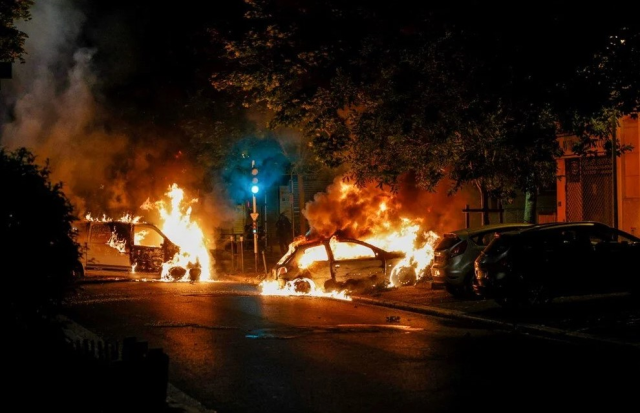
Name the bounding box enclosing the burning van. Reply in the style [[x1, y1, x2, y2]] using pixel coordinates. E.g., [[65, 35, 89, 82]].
[[270, 235, 408, 293], [73, 220, 189, 280]]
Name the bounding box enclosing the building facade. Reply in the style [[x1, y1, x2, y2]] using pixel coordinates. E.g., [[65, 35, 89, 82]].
[[556, 115, 639, 236]]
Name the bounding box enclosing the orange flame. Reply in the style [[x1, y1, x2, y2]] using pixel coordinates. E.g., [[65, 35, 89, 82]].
[[85, 213, 142, 223], [262, 177, 442, 297], [259, 279, 352, 301], [107, 230, 127, 253], [141, 183, 214, 282]]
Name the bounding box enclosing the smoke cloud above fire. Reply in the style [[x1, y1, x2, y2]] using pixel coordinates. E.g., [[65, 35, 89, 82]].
[[0, 0, 232, 236], [303, 174, 474, 239]]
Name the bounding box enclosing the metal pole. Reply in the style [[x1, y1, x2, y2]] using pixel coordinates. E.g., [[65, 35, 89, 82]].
[[290, 172, 295, 240], [611, 117, 619, 229], [253, 193, 258, 274], [262, 250, 267, 276], [240, 236, 244, 274], [251, 159, 259, 274], [264, 191, 268, 250], [229, 235, 235, 273]]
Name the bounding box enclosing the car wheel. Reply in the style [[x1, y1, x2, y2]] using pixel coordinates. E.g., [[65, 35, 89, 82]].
[[291, 278, 312, 294], [168, 266, 187, 281], [445, 284, 463, 297], [495, 295, 521, 309], [462, 273, 482, 300], [72, 263, 85, 279], [524, 277, 552, 307], [390, 267, 417, 286]]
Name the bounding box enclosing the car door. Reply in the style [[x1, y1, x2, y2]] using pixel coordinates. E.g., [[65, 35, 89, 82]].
[[541, 228, 592, 295], [589, 226, 637, 293], [281, 242, 332, 286], [330, 239, 386, 285], [86, 222, 131, 271], [131, 223, 172, 273]]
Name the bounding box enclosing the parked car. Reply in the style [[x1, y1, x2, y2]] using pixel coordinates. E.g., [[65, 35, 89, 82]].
[[270, 235, 407, 293], [431, 223, 534, 298], [474, 221, 640, 308], [73, 220, 186, 280]]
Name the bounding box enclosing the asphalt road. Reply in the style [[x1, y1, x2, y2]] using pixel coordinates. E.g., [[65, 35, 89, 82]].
[[61, 280, 640, 413]]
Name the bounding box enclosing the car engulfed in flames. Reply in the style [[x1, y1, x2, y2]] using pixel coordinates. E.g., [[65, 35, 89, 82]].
[[73, 184, 214, 282], [263, 235, 420, 295]]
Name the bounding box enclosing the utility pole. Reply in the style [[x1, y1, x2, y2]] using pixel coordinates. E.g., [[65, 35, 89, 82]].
[[250, 161, 260, 273]]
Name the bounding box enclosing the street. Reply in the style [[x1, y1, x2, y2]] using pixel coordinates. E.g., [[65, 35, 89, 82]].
[[61, 280, 640, 413]]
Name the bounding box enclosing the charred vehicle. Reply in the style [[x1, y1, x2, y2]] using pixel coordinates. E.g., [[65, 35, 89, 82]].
[[270, 236, 407, 293], [73, 220, 182, 279]]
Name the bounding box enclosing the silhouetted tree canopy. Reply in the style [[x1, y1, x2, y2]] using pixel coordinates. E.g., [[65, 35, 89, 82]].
[[0, 147, 79, 328], [209, 0, 637, 210], [0, 0, 32, 63]]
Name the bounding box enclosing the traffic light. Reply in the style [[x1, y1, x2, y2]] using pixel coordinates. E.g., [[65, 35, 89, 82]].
[[250, 162, 259, 194]]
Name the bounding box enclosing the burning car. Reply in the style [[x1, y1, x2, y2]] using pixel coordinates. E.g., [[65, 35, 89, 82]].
[[269, 235, 410, 293], [73, 219, 200, 281]]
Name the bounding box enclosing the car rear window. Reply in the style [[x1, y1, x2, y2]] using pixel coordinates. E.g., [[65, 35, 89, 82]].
[[435, 234, 461, 250], [485, 236, 512, 255]]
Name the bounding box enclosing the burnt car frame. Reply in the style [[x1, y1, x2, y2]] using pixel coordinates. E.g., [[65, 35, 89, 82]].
[[270, 236, 406, 293], [474, 221, 640, 308], [73, 220, 183, 280]]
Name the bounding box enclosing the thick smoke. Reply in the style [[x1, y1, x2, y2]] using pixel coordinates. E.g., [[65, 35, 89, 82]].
[[0, 0, 231, 238], [303, 173, 476, 239]]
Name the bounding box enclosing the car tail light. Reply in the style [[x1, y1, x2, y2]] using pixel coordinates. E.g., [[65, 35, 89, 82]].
[[450, 240, 468, 257]]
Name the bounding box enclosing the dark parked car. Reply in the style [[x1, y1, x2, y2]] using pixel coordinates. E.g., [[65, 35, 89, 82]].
[[431, 223, 533, 298], [474, 221, 640, 308], [270, 235, 407, 293]]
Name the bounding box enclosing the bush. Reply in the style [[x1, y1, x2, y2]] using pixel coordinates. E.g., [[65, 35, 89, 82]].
[[0, 147, 80, 329]]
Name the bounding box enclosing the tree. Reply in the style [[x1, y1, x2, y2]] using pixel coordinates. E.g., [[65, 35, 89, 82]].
[[0, 147, 79, 329], [210, 1, 637, 223], [0, 0, 33, 63], [561, 26, 640, 156]]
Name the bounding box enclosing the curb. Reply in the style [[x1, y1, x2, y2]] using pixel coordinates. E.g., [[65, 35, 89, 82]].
[[351, 296, 640, 349]]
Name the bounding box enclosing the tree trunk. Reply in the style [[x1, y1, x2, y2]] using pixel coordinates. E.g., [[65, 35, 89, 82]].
[[480, 186, 490, 225], [523, 190, 537, 224], [297, 173, 307, 236]]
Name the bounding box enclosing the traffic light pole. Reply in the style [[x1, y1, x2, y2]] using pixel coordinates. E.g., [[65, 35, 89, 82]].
[[252, 193, 258, 274], [250, 160, 259, 274]]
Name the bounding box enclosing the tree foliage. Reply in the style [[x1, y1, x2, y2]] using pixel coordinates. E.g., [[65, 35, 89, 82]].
[[0, 0, 32, 63], [209, 1, 638, 217], [209, 1, 572, 202], [563, 27, 640, 157], [0, 147, 79, 328]]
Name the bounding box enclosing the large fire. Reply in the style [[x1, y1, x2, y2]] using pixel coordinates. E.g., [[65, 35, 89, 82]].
[[86, 183, 214, 282], [141, 183, 213, 281], [259, 177, 442, 298]]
